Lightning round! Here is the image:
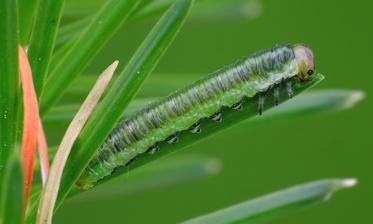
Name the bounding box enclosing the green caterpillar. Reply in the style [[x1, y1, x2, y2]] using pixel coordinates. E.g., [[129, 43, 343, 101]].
[[77, 44, 316, 189]]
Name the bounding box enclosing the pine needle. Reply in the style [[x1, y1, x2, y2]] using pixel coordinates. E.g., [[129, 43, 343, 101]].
[[37, 61, 118, 224]]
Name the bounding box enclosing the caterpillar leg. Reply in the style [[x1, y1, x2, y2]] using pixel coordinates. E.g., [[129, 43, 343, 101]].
[[210, 108, 223, 122], [273, 84, 280, 106], [166, 133, 179, 143], [189, 121, 201, 134], [286, 80, 294, 98], [258, 92, 266, 115], [110, 166, 119, 175], [147, 144, 160, 154], [231, 98, 244, 110], [125, 155, 139, 166]]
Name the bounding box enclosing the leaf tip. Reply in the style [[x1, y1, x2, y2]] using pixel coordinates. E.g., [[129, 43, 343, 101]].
[[113, 60, 119, 67], [343, 91, 365, 109], [341, 178, 358, 188]]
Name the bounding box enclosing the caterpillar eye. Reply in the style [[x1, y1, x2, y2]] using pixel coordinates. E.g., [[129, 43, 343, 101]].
[[307, 69, 314, 76]]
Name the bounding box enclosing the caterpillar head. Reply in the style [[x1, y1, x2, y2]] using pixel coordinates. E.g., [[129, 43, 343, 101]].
[[293, 44, 315, 81]]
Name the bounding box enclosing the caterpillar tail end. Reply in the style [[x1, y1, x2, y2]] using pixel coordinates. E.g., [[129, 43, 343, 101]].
[[76, 171, 96, 190]]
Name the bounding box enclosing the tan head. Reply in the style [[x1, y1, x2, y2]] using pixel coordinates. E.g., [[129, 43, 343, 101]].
[[293, 44, 315, 81]]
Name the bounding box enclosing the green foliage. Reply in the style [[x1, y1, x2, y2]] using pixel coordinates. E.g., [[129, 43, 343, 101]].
[[181, 179, 357, 224], [68, 154, 222, 200], [56, 0, 195, 210], [0, 154, 24, 224], [0, 0, 364, 223], [27, 0, 65, 97], [18, 0, 39, 45], [39, 0, 142, 115], [0, 0, 20, 193]]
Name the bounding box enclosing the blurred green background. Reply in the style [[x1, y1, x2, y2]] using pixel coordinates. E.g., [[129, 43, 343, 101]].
[[53, 0, 372, 223]]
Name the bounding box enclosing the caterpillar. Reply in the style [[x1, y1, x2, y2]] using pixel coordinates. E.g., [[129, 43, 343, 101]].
[[76, 44, 316, 189]]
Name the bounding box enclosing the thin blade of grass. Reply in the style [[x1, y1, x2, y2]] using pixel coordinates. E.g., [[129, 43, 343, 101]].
[[55, 16, 92, 47], [40, 0, 142, 115], [181, 178, 357, 224], [68, 155, 222, 201], [27, 0, 65, 97], [62, 0, 103, 19], [0, 0, 19, 193], [62, 0, 158, 20], [65, 73, 200, 101], [0, 154, 24, 224], [247, 89, 365, 125], [18, 0, 39, 46], [45, 90, 365, 127], [56, 0, 195, 210], [98, 74, 325, 186], [50, 41, 74, 70], [37, 61, 117, 224], [56, 0, 153, 48], [44, 97, 155, 124]]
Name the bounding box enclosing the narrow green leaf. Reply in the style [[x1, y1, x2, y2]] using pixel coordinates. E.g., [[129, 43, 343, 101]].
[[40, 0, 142, 115], [62, 0, 103, 19], [62, 0, 159, 20], [56, 1, 152, 48], [56, 0, 195, 209], [0, 0, 19, 192], [68, 155, 221, 201], [18, 0, 39, 46], [27, 0, 65, 97], [25, 186, 42, 224], [55, 16, 92, 47], [65, 73, 200, 101], [181, 178, 357, 224], [43, 90, 364, 126], [0, 154, 24, 224], [44, 97, 154, 124], [50, 41, 75, 70], [99, 74, 324, 186], [248, 89, 365, 125]]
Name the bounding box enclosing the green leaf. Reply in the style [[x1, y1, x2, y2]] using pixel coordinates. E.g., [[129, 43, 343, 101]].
[[181, 178, 357, 224], [43, 90, 364, 127], [98, 74, 325, 186], [0, 0, 19, 192], [27, 0, 65, 97], [62, 0, 160, 21], [64, 73, 200, 102], [55, 16, 91, 47], [247, 89, 365, 125], [18, 0, 39, 46], [44, 97, 155, 124], [40, 0, 142, 115], [56, 1, 152, 48], [56, 0, 195, 210], [0, 154, 24, 224], [68, 155, 221, 201], [62, 0, 102, 19], [50, 41, 75, 70], [25, 186, 42, 224]]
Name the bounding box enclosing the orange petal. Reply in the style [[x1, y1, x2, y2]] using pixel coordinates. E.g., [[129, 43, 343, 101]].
[[18, 46, 50, 210]]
